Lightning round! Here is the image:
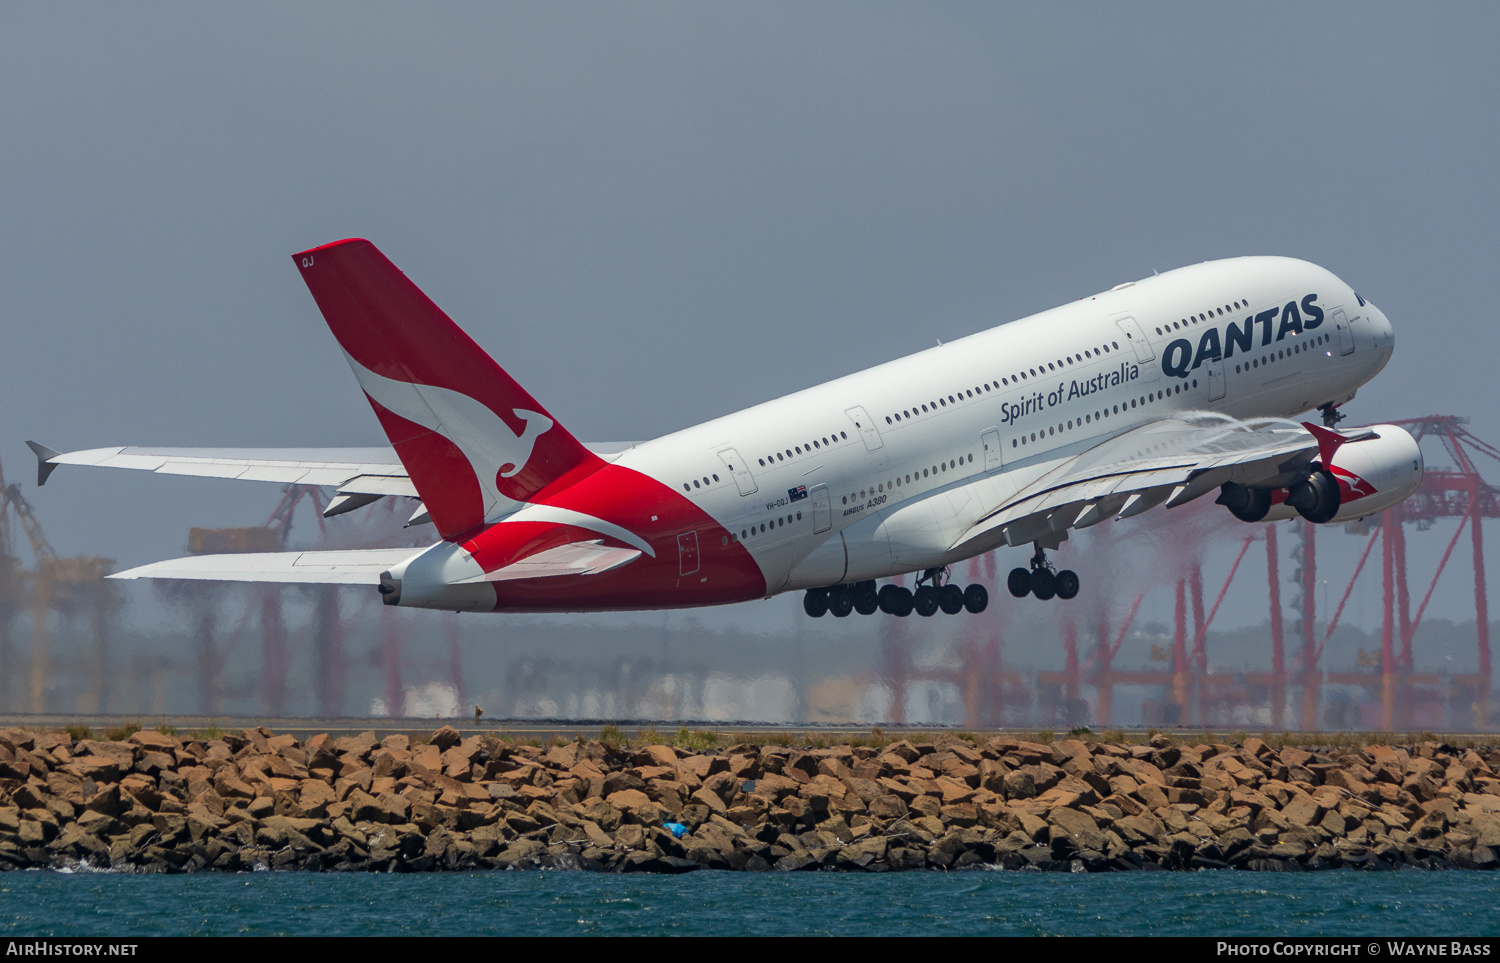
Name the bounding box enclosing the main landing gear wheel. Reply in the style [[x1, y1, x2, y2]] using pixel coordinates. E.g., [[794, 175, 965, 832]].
[[878, 584, 914, 617], [913, 585, 940, 617], [1010, 543, 1080, 601], [807, 576, 988, 617]]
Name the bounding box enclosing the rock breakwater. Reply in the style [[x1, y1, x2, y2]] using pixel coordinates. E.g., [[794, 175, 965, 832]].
[[3, 726, 1500, 873]]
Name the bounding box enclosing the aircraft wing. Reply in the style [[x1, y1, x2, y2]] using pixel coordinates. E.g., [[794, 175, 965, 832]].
[[953, 416, 1353, 551]]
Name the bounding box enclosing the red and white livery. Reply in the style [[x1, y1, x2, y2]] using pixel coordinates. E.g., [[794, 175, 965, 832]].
[[32, 240, 1421, 619]]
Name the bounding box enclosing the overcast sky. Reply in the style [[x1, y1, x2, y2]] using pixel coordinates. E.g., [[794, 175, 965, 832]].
[[3, 3, 1497, 639]]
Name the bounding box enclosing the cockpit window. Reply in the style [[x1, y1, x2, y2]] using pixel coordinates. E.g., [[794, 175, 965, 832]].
[[1355, 291, 1366, 307]]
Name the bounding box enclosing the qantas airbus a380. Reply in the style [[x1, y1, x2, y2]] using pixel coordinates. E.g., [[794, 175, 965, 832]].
[[30, 240, 1422, 619]]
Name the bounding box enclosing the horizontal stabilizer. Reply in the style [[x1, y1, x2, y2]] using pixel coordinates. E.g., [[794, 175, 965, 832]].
[[109, 548, 424, 584]]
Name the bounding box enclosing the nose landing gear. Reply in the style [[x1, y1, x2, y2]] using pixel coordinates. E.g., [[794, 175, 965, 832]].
[[1007, 543, 1078, 601]]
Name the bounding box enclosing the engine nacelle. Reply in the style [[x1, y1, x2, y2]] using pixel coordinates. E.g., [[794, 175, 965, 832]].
[[1255, 424, 1423, 523]]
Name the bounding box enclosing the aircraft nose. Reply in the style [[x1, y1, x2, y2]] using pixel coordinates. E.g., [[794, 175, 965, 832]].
[[1369, 303, 1394, 347], [1363, 301, 1395, 373]]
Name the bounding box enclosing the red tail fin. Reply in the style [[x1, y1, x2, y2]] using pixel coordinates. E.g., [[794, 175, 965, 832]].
[[293, 239, 604, 539]]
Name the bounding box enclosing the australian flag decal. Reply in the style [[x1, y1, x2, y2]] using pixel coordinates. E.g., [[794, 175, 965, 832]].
[[788, 485, 808, 502]]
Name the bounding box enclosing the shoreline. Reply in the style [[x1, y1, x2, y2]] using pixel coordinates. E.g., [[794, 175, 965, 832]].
[[3, 726, 1498, 873]]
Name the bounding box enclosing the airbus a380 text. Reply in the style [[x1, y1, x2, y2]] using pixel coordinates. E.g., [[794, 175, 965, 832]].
[[30, 240, 1422, 619]]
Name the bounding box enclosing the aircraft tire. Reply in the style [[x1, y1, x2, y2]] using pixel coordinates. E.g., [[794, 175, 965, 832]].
[[1055, 570, 1080, 600], [963, 583, 989, 614], [803, 590, 829, 618], [829, 588, 855, 618], [938, 584, 965, 615], [1007, 567, 1032, 598], [877, 584, 903, 614], [913, 586, 940, 617], [1030, 568, 1057, 601], [854, 584, 880, 616], [891, 588, 914, 617]]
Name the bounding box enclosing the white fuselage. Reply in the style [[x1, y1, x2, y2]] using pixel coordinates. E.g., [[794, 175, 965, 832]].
[[613, 257, 1394, 595]]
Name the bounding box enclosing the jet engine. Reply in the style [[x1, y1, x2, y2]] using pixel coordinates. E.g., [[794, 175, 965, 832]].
[[1218, 424, 1423, 525]]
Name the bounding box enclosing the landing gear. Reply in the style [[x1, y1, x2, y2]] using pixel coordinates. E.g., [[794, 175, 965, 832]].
[[828, 586, 854, 618], [804, 580, 877, 618], [913, 566, 988, 615], [913, 585, 940, 617], [803, 570, 989, 617], [1008, 543, 1078, 601], [878, 583, 914, 617], [1318, 402, 1346, 429]]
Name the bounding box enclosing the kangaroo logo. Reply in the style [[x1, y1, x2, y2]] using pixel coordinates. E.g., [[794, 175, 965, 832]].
[[339, 351, 653, 555], [1330, 465, 1377, 502], [497, 410, 553, 479], [342, 351, 555, 519]]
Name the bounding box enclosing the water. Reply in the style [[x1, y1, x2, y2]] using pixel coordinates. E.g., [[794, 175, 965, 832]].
[[2, 869, 1498, 937]]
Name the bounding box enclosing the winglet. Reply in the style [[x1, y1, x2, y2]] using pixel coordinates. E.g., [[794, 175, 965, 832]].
[[25, 441, 62, 486], [1301, 422, 1348, 468]]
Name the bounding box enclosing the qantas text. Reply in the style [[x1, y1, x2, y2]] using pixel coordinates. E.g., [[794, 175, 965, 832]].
[[1160, 294, 1324, 379]]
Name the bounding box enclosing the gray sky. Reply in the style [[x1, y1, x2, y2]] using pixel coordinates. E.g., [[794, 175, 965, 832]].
[[3, 3, 1497, 638]]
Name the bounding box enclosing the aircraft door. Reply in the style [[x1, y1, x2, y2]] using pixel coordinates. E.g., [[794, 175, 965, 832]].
[[1114, 316, 1155, 364], [1207, 358, 1226, 401], [845, 406, 884, 452], [811, 484, 832, 533], [1333, 308, 1355, 356], [677, 531, 700, 577], [981, 427, 1003, 472], [716, 447, 758, 496]]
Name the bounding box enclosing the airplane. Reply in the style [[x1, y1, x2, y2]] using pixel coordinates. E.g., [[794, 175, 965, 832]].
[[28, 239, 1423, 619]]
